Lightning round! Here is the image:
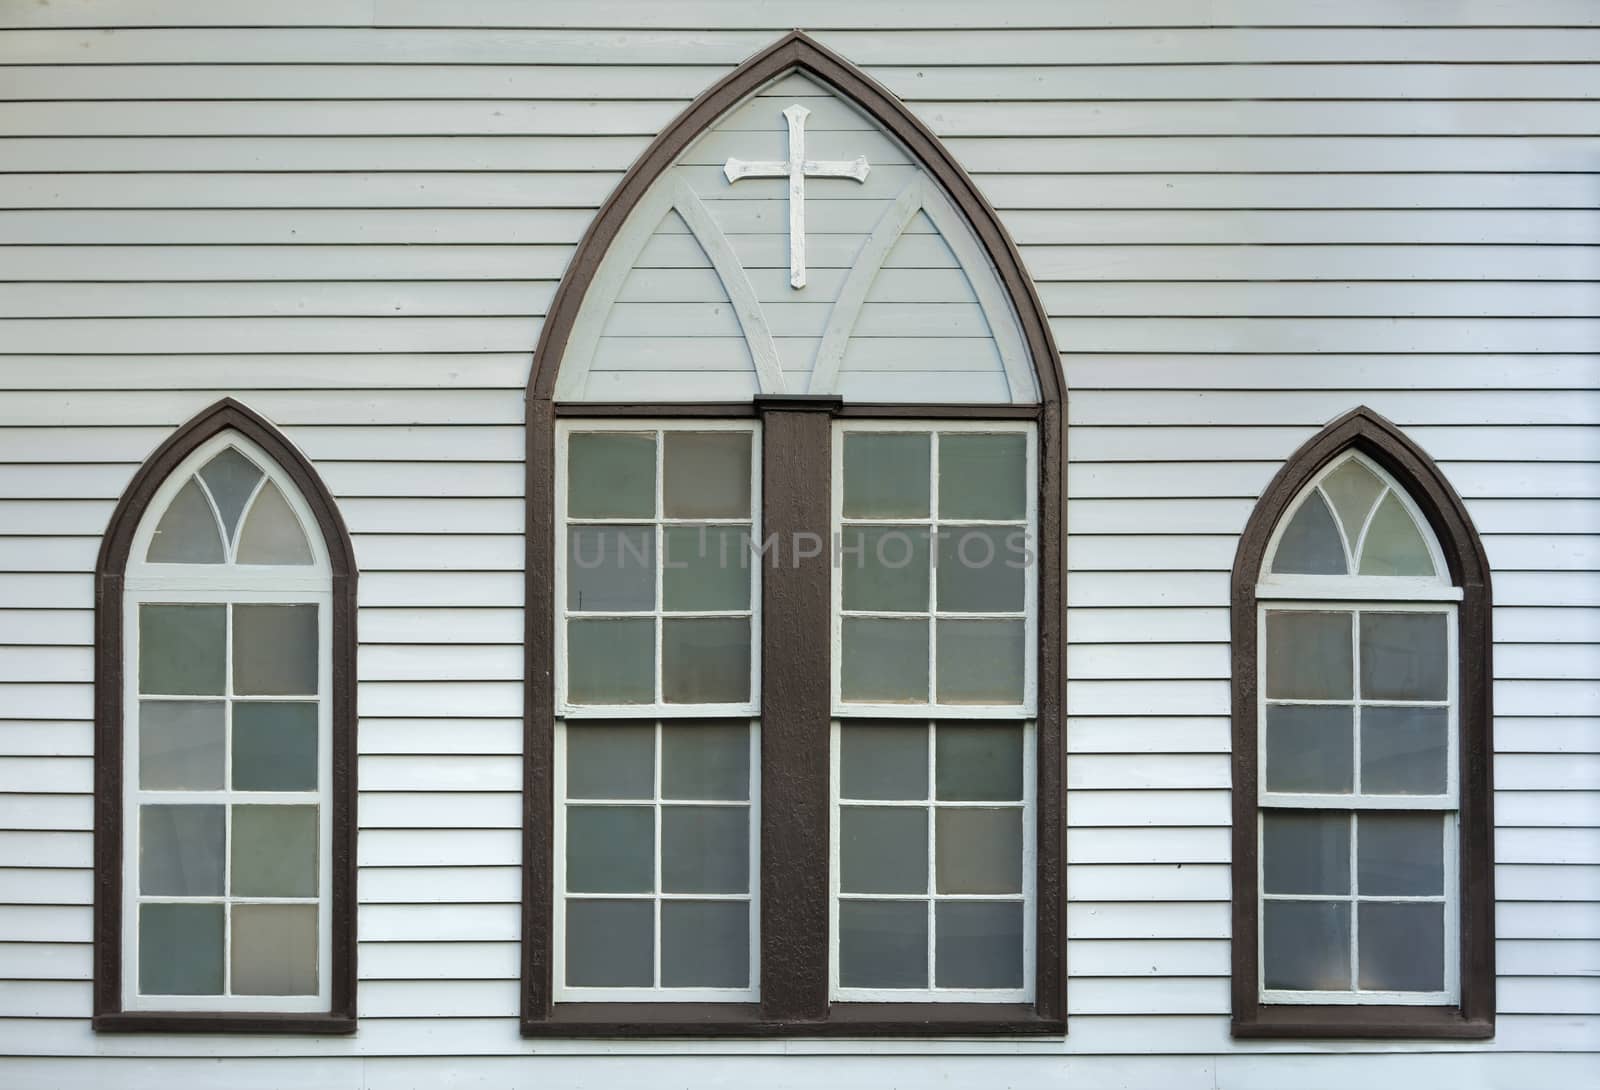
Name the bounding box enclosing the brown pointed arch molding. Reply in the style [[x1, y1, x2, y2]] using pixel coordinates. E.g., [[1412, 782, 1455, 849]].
[[1230, 406, 1494, 1040], [524, 31, 1065, 1036], [93, 398, 357, 1034]]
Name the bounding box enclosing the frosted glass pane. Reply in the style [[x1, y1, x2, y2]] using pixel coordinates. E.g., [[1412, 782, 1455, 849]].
[[568, 432, 655, 519], [936, 619, 1024, 704], [567, 618, 654, 705], [938, 433, 1026, 521], [199, 447, 263, 544], [231, 804, 318, 897], [1357, 813, 1443, 896], [661, 617, 750, 704], [236, 481, 313, 565], [232, 701, 318, 792], [1263, 900, 1351, 991], [663, 432, 751, 519], [841, 618, 928, 703], [663, 525, 750, 612], [840, 806, 927, 894], [565, 805, 653, 893], [838, 900, 927, 989], [843, 433, 930, 518], [661, 900, 748, 988], [936, 527, 1025, 613], [565, 899, 653, 987], [231, 904, 317, 996], [1262, 812, 1350, 895], [566, 722, 654, 799], [841, 722, 927, 801], [147, 479, 224, 564], [233, 604, 318, 696], [935, 900, 1023, 989], [1361, 706, 1448, 795], [139, 604, 225, 696], [840, 525, 929, 612], [1270, 491, 1347, 575], [661, 806, 748, 894], [140, 700, 224, 790], [936, 808, 1022, 894], [139, 903, 223, 996], [1321, 460, 1385, 548], [1264, 704, 1353, 794], [1358, 902, 1444, 992], [140, 804, 224, 895], [1359, 491, 1435, 577], [936, 723, 1023, 801], [567, 525, 655, 612], [662, 722, 748, 801], [1264, 611, 1353, 700], [1360, 612, 1447, 701]]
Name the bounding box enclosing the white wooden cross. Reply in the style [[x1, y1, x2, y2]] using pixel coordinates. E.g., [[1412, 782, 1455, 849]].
[[723, 103, 871, 288]]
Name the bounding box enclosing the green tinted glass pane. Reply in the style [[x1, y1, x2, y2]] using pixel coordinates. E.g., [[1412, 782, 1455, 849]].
[[838, 900, 926, 989], [567, 618, 654, 705], [139, 903, 223, 996], [140, 700, 224, 790], [936, 808, 1022, 894], [568, 432, 655, 519], [232, 702, 318, 792], [198, 447, 263, 544], [841, 722, 928, 801], [1262, 812, 1350, 896], [840, 618, 928, 703], [663, 526, 750, 612], [841, 525, 929, 612], [662, 617, 750, 705], [1361, 705, 1448, 795], [936, 723, 1023, 801], [1358, 902, 1444, 992], [1360, 612, 1447, 701], [565, 899, 653, 987], [566, 722, 654, 799], [663, 432, 751, 519], [660, 901, 748, 988], [662, 722, 748, 801], [938, 433, 1026, 520], [843, 433, 930, 518], [1264, 611, 1353, 701], [567, 525, 655, 612], [937, 527, 1025, 613], [1359, 491, 1436, 577], [1264, 901, 1351, 991], [840, 806, 927, 895], [1321, 460, 1384, 548], [1270, 491, 1347, 576], [233, 604, 318, 696], [936, 619, 1025, 704], [232, 804, 318, 897], [1264, 704, 1353, 794], [1357, 813, 1443, 896], [139, 604, 225, 696], [566, 805, 653, 894], [141, 803, 224, 895], [231, 903, 317, 996], [935, 901, 1023, 989], [661, 806, 748, 894], [147, 479, 224, 564], [236, 480, 314, 566]]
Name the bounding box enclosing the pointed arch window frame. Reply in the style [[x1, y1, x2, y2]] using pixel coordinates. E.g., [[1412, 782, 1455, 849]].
[[93, 399, 358, 1034]]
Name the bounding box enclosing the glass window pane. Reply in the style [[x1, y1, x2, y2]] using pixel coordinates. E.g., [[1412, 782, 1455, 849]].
[[841, 618, 929, 703], [1264, 704, 1353, 794], [139, 604, 225, 696], [1262, 812, 1350, 896], [841, 525, 929, 613], [1270, 491, 1347, 576], [1357, 813, 1444, 896], [232, 804, 318, 897], [843, 433, 930, 518], [147, 479, 224, 564], [840, 806, 927, 895], [936, 808, 1022, 894], [568, 432, 655, 519], [233, 604, 318, 696], [841, 722, 928, 801], [1263, 900, 1351, 991], [565, 805, 653, 893], [567, 618, 654, 705], [661, 617, 750, 705], [663, 526, 751, 612], [1360, 612, 1448, 701], [1264, 611, 1353, 701], [1358, 902, 1445, 992], [565, 899, 653, 987], [936, 527, 1025, 613], [661, 901, 749, 989], [198, 447, 263, 544], [140, 803, 224, 895], [663, 432, 751, 519], [936, 723, 1023, 802], [1359, 491, 1436, 577], [566, 722, 654, 800], [935, 900, 1023, 989], [838, 899, 927, 989], [1361, 706, 1449, 795], [139, 903, 223, 996], [231, 903, 317, 996], [236, 481, 313, 566], [662, 722, 748, 801], [938, 433, 1026, 521], [1321, 460, 1385, 549], [661, 806, 748, 894], [231, 702, 318, 792], [936, 619, 1024, 705], [567, 526, 655, 612], [139, 700, 224, 790]]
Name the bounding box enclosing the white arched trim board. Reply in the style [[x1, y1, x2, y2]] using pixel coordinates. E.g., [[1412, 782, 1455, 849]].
[[553, 175, 786, 400]]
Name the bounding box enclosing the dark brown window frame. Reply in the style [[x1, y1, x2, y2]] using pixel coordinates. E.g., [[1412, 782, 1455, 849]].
[[1229, 406, 1494, 1040], [524, 32, 1066, 1037], [93, 398, 358, 1035]]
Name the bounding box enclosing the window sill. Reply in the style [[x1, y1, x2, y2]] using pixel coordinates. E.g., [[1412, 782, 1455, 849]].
[[523, 1003, 1063, 1038], [1233, 1005, 1493, 1040], [94, 1011, 356, 1035]]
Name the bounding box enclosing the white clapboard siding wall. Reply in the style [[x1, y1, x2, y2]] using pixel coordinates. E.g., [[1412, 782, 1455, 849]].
[[0, 1, 1596, 1086]]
